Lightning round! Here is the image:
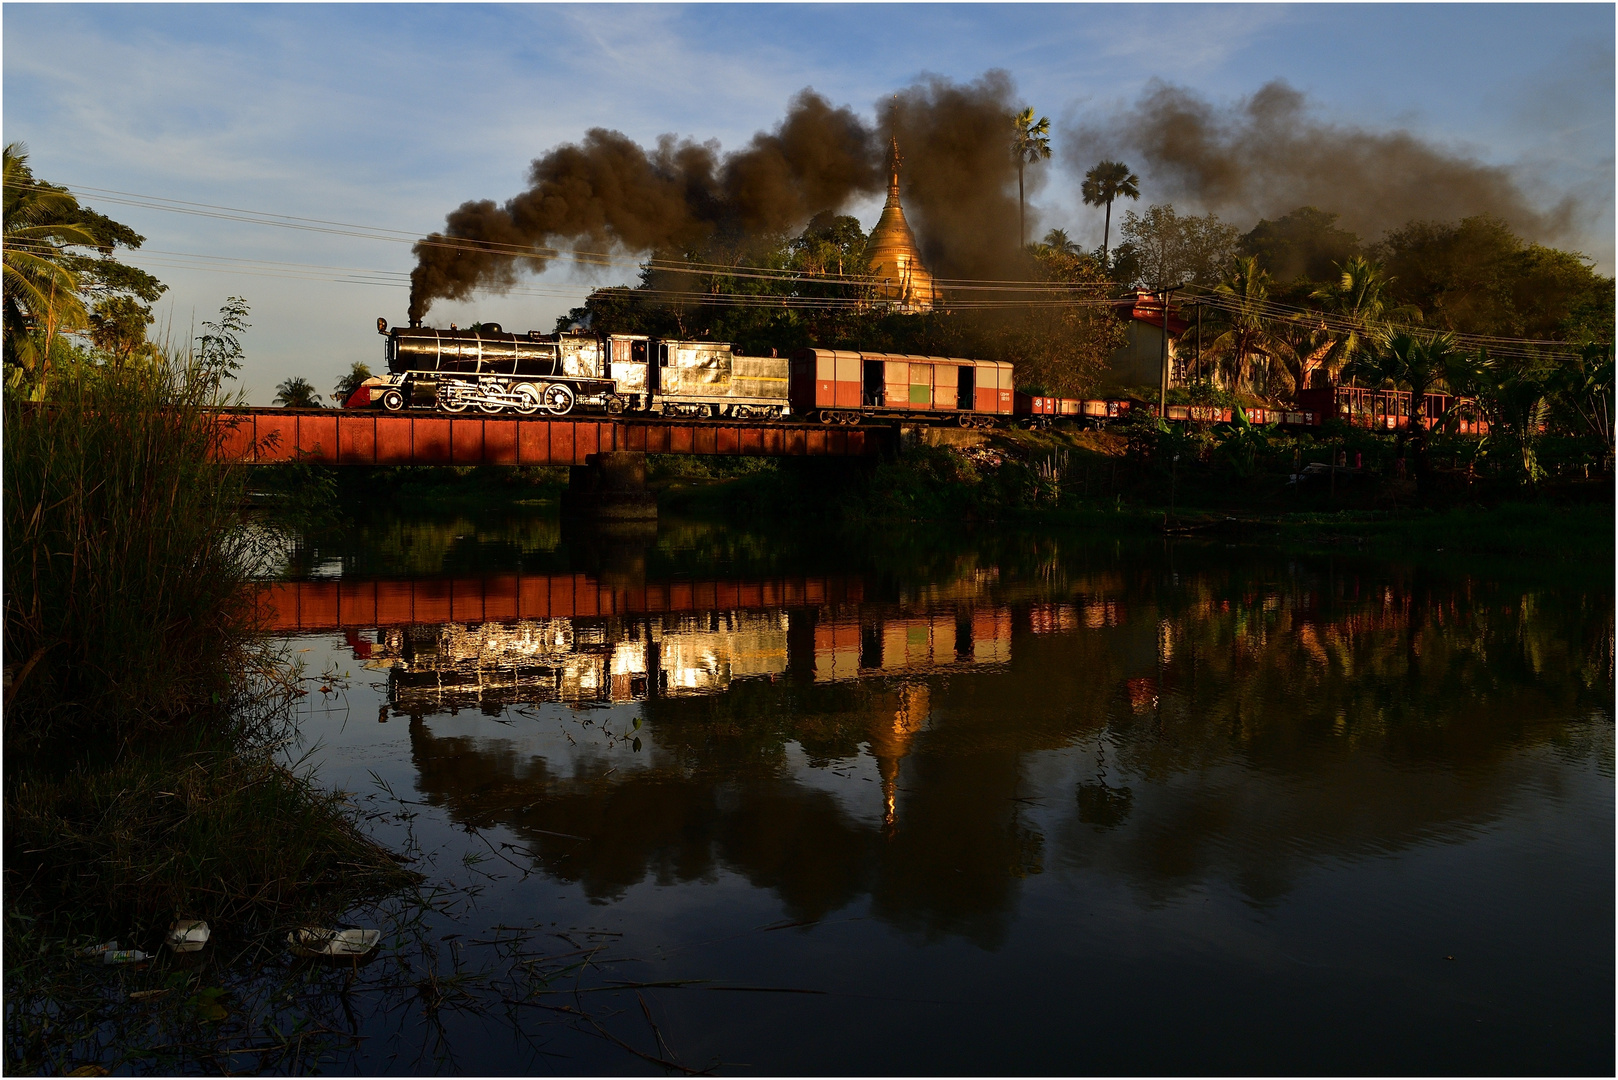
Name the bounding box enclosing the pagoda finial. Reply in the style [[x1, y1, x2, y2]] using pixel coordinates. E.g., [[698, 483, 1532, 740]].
[[886, 136, 903, 207]]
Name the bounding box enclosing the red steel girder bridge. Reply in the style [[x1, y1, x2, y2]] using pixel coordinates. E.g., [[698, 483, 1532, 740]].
[[257, 573, 867, 631], [215, 408, 888, 466]]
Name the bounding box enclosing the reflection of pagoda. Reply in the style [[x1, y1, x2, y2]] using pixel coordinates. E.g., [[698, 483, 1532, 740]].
[[867, 684, 929, 835], [865, 139, 937, 312]]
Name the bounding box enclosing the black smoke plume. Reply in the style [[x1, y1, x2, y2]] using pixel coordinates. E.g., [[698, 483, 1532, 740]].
[[1063, 79, 1576, 248], [407, 74, 1040, 322], [883, 70, 1027, 281], [408, 90, 883, 323]]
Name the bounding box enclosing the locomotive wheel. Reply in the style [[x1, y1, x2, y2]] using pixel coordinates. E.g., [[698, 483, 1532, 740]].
[[380, 388, 405, 412], [732, 406, 751, 421], [818, 411, 836, 425], [543, 384, 575, 416], [512, 384, 541, 415], [440, 396, 468, 414], [478, 398, 505, 414], [957, 413, 975, 428]]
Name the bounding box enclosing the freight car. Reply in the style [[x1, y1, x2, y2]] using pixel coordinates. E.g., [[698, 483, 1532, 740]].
[[789, 349, 1013, 426]]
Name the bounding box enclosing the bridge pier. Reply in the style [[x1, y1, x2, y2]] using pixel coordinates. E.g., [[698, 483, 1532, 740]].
[[559, 451, 658, 522]]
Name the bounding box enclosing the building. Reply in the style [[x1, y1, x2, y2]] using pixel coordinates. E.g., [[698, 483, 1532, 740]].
[[1096, 290, 1190, 393], [864, 139, 937, 312]]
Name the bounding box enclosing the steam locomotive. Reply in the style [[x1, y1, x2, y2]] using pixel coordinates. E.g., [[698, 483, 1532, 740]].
[[356, 319, 1040, 427]]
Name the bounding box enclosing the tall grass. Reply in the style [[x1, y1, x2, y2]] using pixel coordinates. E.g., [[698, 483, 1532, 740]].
[[3, 348, 411, 935], [4, 351, 266, 749]]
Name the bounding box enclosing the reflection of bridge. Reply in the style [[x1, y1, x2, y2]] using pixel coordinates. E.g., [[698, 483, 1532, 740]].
[[216, 408, 886, 465], [258, 574, 867, 630]]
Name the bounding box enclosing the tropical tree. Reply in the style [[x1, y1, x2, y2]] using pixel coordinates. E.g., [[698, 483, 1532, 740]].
[[1548, 343, 1614, 459], [1039, 228, 1081, 256], [274, 376, 322, 409], [1206, 255, 1296, 394], [1080, 160, 1140, 270], [1115, 205, 1238, 290], [1010, 107, 1051, 250], [4, 144, 97, 379], [4, 143, 168, 390], [334, 361, 375, 406], [1309, 256, 1419, 382]]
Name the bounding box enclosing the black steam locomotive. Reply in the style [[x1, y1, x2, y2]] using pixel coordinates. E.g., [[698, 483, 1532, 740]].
[[362, 319, 791, 419]]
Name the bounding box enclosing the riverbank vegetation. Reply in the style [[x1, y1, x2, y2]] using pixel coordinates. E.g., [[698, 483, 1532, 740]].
[[4, 147, 416, 1068]]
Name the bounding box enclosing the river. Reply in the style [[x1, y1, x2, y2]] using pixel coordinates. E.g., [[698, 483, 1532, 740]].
[[264, 509, 1613, 1074]]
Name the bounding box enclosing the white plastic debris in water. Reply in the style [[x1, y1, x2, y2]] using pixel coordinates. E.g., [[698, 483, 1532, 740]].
[[102, 949, 150, 965], [79, 940, 119, 958], [167, 919, 210, 953], [287, 927, 380, 958]]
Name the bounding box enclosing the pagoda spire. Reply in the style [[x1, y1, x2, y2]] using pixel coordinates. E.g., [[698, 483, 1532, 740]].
[[864, 135, 936, 312]]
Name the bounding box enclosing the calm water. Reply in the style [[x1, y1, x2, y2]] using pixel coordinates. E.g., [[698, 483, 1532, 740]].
[[268, 512, 1614, 1075]]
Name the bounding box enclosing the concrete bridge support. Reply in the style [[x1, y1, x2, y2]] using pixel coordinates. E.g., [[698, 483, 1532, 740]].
[[560, 451, 658, 522]]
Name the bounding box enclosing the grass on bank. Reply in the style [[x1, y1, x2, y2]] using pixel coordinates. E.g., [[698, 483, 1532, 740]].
[[4, 352, 413, 1070]]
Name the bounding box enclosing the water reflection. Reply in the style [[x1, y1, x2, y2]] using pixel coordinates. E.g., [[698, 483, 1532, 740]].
[[283, 541, 1611, 946]]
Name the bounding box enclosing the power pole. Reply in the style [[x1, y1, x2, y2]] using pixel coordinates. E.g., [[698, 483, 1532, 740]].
[[1158, 287, 1176, 418]]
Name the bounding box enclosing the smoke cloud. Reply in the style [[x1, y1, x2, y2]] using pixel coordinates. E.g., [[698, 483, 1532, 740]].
[[407, 73, 1037, 322], [883, 70, 1027, 281], [1063, 79, 1577, 249], [408, 90, 883, 322]]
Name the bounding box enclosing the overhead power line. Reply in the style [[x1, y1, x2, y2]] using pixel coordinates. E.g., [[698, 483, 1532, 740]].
[[15, 179, 1598, 355]]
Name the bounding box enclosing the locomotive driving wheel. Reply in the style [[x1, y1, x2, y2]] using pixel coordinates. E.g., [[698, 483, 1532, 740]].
[[380, 388, 405, 412], [512, 384, 541, 415], [543, 384, 575, 416], [439, 392, 468, 414]]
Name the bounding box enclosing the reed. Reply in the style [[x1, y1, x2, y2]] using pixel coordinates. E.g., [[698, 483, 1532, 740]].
[[3, 347, 411, 934], [3, 350, 264, 748]]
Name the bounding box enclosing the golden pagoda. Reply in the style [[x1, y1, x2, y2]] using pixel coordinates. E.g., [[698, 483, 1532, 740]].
[[865, 139, 937, 311], [867, 684, 929, 835]]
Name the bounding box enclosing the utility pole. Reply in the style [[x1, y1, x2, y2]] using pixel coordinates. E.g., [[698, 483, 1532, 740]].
[[1158, 286, 1176, 418], [1195, 302, 1202, 385]]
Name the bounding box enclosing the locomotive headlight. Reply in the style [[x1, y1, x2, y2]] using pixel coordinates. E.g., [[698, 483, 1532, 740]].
[[377, 317, 388, 335]]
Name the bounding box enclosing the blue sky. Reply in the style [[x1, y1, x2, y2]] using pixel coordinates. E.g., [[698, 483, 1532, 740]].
[[6, 3, 1612, 403]]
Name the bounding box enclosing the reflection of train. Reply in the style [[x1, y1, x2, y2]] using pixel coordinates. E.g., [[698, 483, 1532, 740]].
[[349, 605, 1014, 715]]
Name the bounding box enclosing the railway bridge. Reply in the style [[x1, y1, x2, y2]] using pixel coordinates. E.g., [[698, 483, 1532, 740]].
[[217, 407, 893, 521], [214, 408, 888, 467]]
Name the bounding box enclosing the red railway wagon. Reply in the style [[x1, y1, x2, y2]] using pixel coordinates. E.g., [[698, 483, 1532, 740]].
[[1296, 386, 1489, 433], [1015, 393, 1133, 428], [791, 349, 1013, 426]]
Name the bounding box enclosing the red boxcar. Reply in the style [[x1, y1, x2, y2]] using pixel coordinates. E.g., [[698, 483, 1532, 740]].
[[790, 349, 1012, 425]]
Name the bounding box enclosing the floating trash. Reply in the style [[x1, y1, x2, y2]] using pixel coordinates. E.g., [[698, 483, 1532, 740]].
[[287, 927, 379, 958], [102, 949, 149, 965], [167, 919, 210, 953], [79, 940, 119, 958]]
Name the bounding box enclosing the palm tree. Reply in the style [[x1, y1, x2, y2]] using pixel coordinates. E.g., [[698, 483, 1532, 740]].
[[1011, 107, 1051, 249], [274, 376, 323, 409], [4, 143, 98, 378], [1309, 256, 1420, 382], [1040, 228, 1081, 256], [1080, 160, 1140, 270], [1207, 255, 1296, 395]]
